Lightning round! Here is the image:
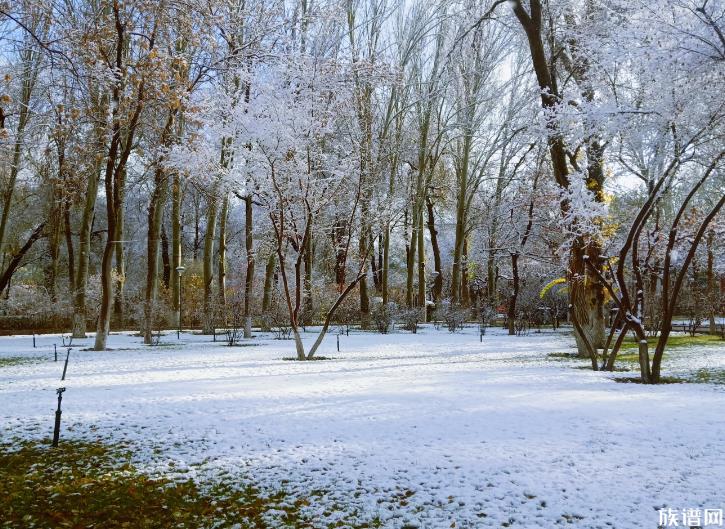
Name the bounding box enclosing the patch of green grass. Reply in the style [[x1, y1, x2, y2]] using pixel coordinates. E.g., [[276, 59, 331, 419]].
[[572, 365, 631, 372], [282, 356, 335, 361], [0, 438, 385, 528], [547, 352, 579, 359], [619, 333, 723, 350], [612, 376, 688, 384], [0, 439, 312, 528], [0, 356, 42, 368], [686, 368, 725, 385], [615, 352, 656, 364]]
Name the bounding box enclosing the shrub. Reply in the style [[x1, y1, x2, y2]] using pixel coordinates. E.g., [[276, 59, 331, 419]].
[[396, 307, 421, 334], [372, 302, 394, 334]]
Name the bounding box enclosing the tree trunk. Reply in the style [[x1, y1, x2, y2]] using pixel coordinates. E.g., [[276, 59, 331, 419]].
[[461, 238, 470, 307], [171, 171, 182, 327], [94, 8, 145, 351], [508, 253, 519, 335], [382, 223, 390, 306], [307, 273, 365, 359], [0, 45, 35, 262], [451, 134, 471, 305], [261, 252, 275, 328], [417, 208, 427, 320], [304, 227, 313, 326], [143, 158, 169, 344], [332, 215, 347, 291], [513, 0, 605, 354], [95, 234, 115, 351], [0, 223, 46, 294], [707, 229, 716, 334], [63, 196, 75, 295], [570, 239, 606, 354], [293, 327, 306, 360], [358, 207, 370, 329], [405, 208, 416, 308], [113, 179, 125, 328], [72, 169, 100, 338], [202, 190, 219, 334], [486, 250, 497, 307], [381, 160, 396, 306], [243, 195, 255, 338], [370, 234, 380, 292], [161, 222, 171, 289], [426, 195, 442, 303], [217, 192, 229, 318], [44, 184, 62, 302], [193, 193, 201, 261]]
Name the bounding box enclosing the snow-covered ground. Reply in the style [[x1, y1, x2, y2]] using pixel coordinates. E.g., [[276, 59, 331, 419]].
[[1, 327, 724, 528]]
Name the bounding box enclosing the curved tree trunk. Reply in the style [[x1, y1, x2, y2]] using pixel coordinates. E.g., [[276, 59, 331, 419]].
[[513, 0, 605, 354], [0, 223, 46, 295], [426, 195, 442, 303]]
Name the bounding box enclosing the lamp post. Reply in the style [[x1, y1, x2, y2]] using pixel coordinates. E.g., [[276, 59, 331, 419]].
[[176, 266, 185, 339]]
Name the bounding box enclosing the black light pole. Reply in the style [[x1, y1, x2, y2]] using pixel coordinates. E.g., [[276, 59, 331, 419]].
[[176, 266, 185, 339], [52, 387, 66, 447], [61, 348, 72, 381]]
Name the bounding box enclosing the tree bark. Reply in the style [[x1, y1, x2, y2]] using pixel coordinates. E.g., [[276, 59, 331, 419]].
[[426, 195, 442, 303], [95, 5, 148, 351], [217, 191, 229, 316], [358, 206, 370, 328], [113, 177, 125, 328], [707, 229, 716, 334], [243, 195, 255, 338], [461, 238, 470, 308], [0, 39, 38, 261], [72, 166, 100, 338], [451, 134, 471, 305], [417, 208, 427, 319], [512, 0, 606, 353], [405, 208, 416, 308], [202, 188, 219, 334], [143, 140, 171, 344], [304, 225, 313, 326], [382, 223, 391, 306], [261, 252, 275, 321], [0, 223, 45, 294], [161, 222, 171, 289], [63, 195, 75, 295], [44, 181, 62, 302], [171, 171, 182, 327], [508, 253, 519, 335]]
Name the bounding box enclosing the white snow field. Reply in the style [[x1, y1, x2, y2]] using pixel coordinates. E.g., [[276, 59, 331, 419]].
[[1, 327, 724, 528]]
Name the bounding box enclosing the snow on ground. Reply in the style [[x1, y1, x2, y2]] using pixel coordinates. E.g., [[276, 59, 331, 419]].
[[1, 327, 724, 528]]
